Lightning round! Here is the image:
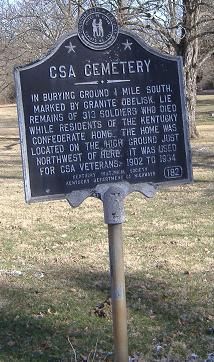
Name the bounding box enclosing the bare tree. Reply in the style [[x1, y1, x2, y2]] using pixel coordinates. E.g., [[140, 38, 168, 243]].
[[121, 0, 214, 138], [94, 0, 214, 137], [0, 0, 83, 100], [1, 0, 213, 137]]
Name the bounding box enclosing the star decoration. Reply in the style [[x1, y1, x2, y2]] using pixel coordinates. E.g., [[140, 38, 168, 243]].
[[65, 41, 76, 53], [122, 39, 133, 50]]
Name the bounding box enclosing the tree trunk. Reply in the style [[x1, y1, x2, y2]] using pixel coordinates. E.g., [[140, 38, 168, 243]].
[[116, 0, 128, 26], [184, 52, 200, 138], [178, 0, 200, 138]]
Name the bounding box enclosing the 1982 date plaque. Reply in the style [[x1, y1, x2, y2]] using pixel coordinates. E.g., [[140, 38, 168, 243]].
[[15, 8, 192, 203]]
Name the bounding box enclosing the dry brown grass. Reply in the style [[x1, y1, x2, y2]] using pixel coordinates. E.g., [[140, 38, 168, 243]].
[[0, 98, 213, 361]]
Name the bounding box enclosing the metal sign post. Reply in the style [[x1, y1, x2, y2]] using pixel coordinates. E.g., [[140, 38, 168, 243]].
[[108, 223, 128, 361], [103, 186, 128, 361], [66, 183, 156, 360]]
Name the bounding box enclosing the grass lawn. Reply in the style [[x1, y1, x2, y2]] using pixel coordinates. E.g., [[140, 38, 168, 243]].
[[0, 96, 213, 361]]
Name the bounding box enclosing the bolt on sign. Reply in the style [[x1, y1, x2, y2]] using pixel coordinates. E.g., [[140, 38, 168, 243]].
[[15, 7, 192, 203]]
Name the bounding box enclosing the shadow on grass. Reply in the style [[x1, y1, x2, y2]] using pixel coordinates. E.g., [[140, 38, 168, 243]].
[[0, 175, 22, 180], [192, 152, 214, 170], [196, 111, 213, 117], [0, 266, 213, 360], [0, 285, 82, 361], [0, 307, 112, 362], [193, 179, 213, 183], [0, 158, 22, 180], [196, 98, 214, 106], [0, 124, 18, 128], [3, 142, 20, 151], [0, 309, 64, 361]]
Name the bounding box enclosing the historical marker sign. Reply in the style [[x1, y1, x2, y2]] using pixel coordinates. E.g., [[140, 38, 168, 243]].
[[15, 8, 192, 203]]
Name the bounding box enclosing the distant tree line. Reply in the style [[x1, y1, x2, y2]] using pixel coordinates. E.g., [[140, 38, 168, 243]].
[[0, 0, 213, 137]]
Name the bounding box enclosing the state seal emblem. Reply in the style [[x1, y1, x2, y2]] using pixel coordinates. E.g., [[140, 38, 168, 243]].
[[78, 7, 118, 50]]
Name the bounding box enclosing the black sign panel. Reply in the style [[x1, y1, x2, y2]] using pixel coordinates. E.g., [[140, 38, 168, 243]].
[[15, 9, 192, 203]]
